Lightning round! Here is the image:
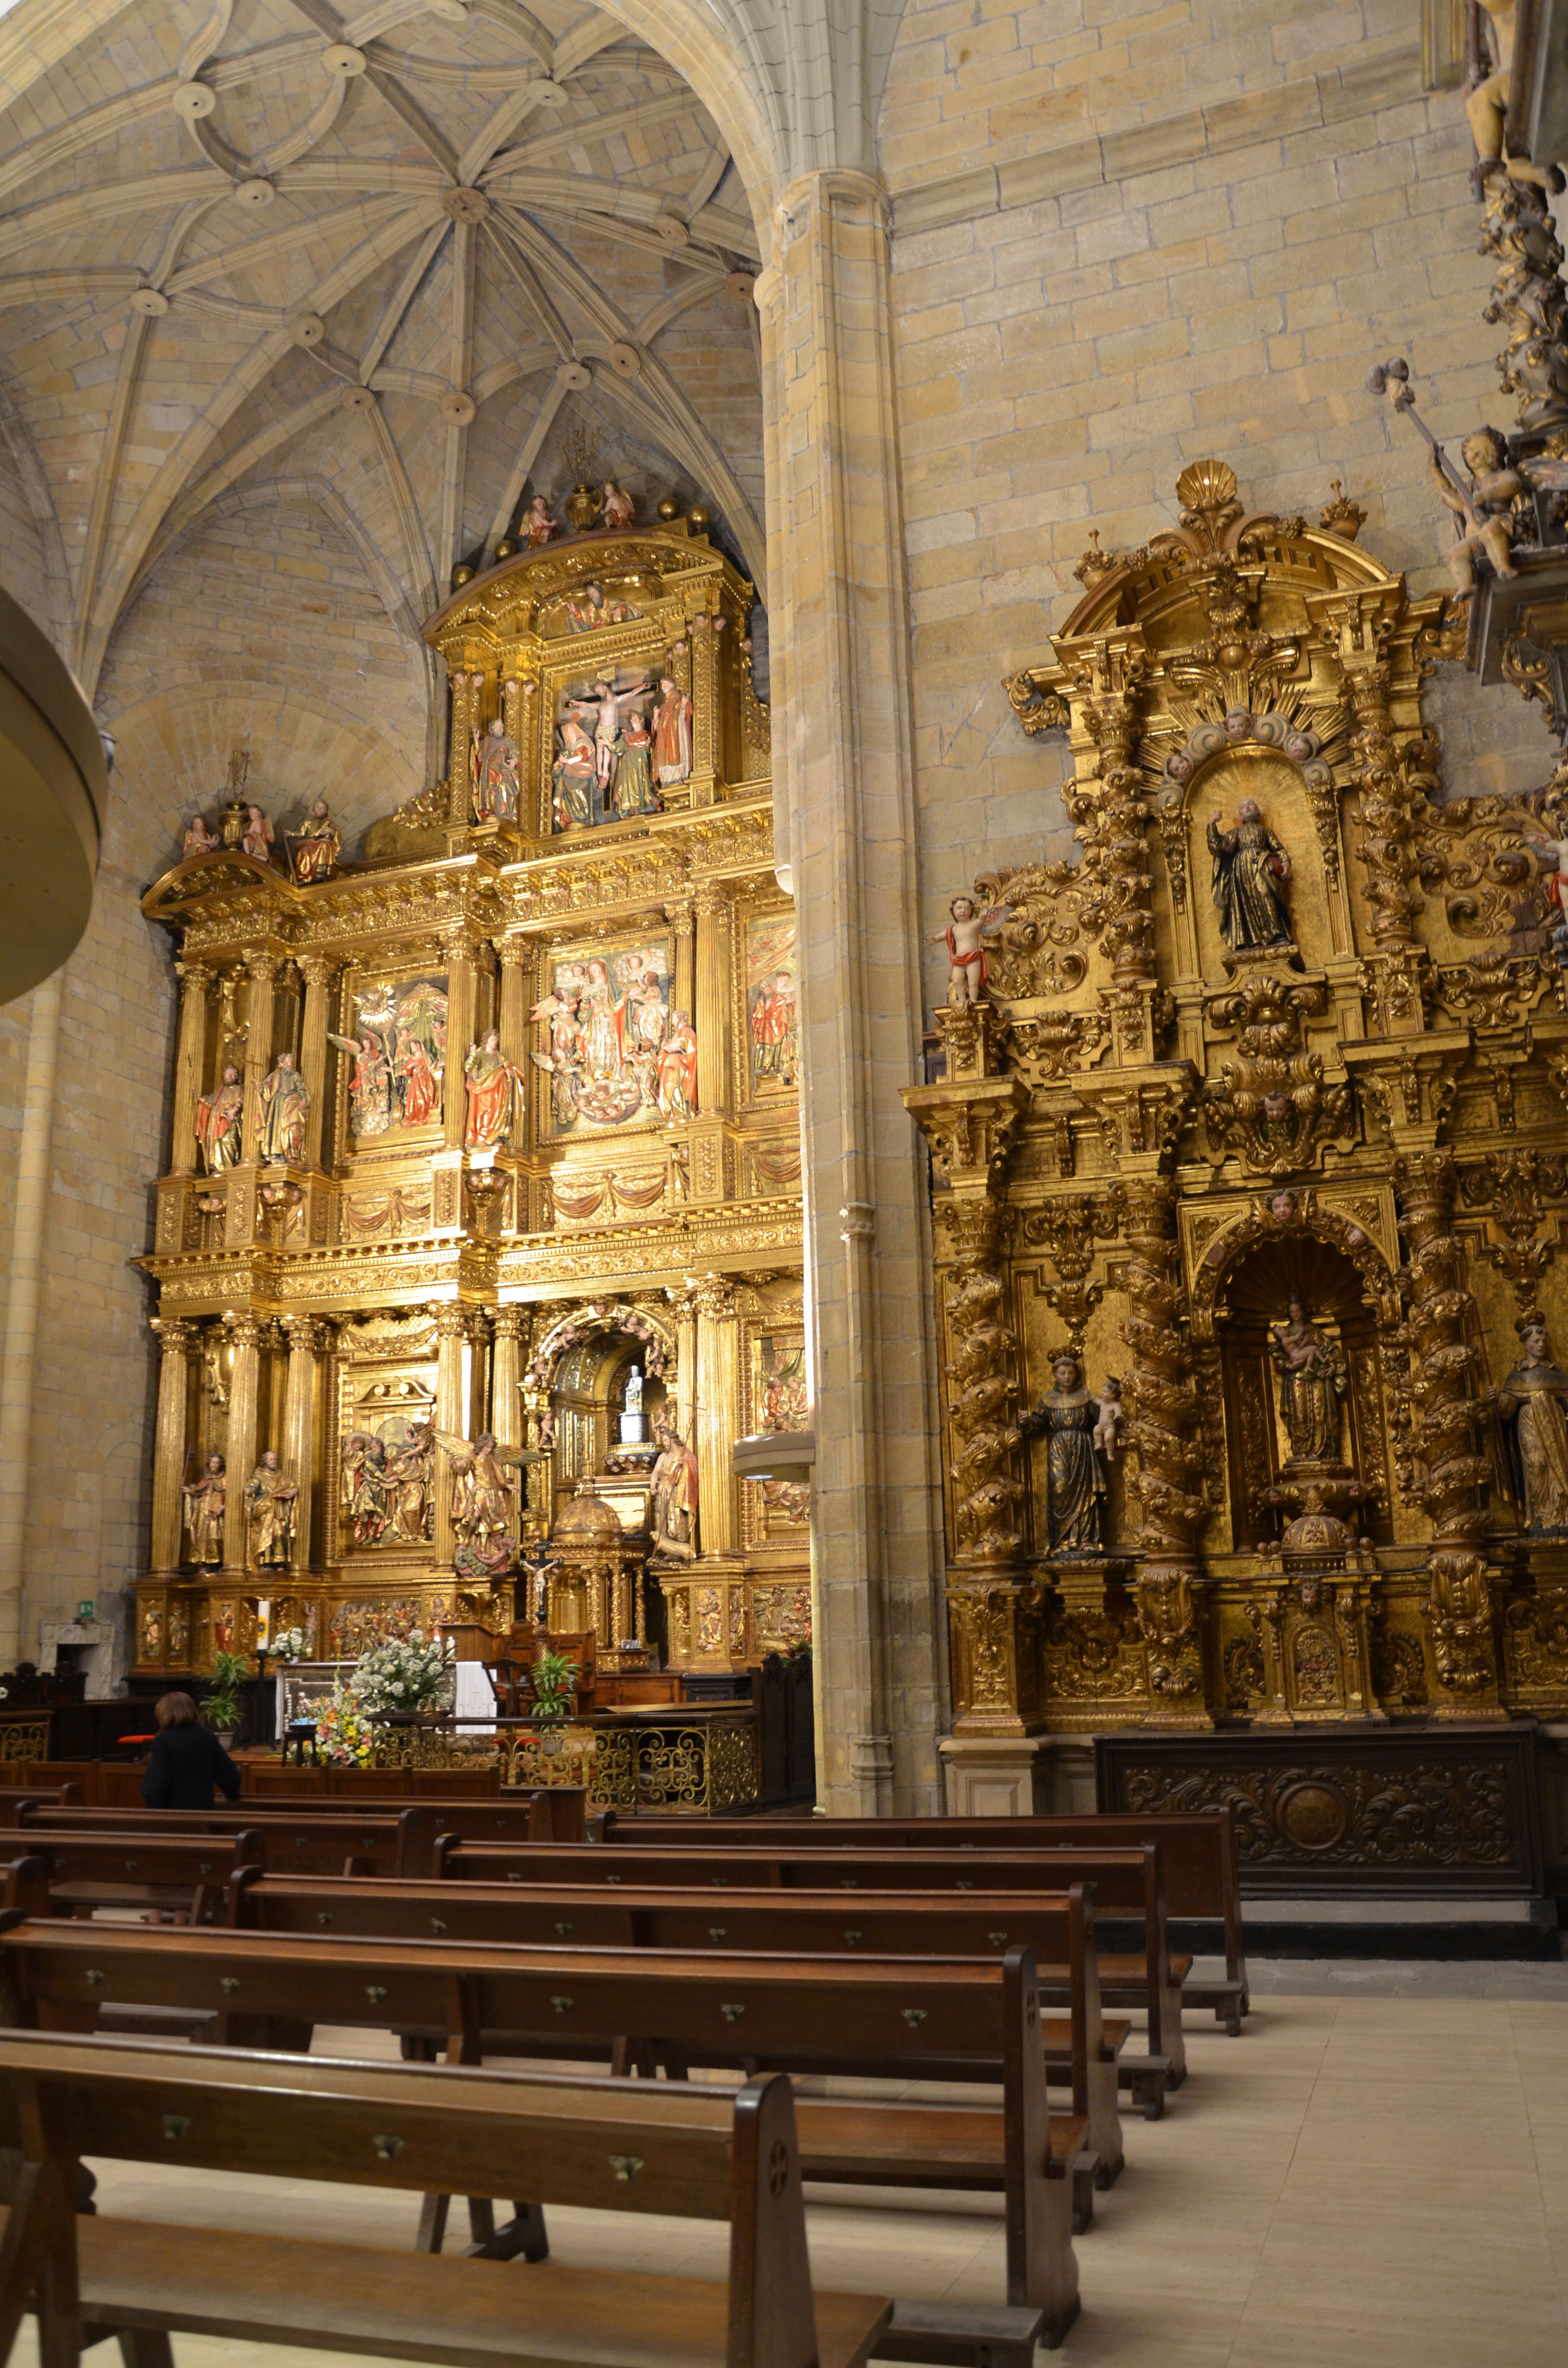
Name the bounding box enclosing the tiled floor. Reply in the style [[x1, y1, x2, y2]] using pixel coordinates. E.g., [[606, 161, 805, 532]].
[[13, 1987, 1568, 2367]]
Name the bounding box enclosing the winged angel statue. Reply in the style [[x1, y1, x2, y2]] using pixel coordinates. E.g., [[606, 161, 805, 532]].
[[433, 1429, 540, 1578]]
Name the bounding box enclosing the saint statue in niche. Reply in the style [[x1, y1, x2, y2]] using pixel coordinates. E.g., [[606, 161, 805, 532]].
[[256, 1051, 308, 1166], [652, 677, 693, 785], [656, 1009, 698, 1120], [182, 1453, 226, 1565], [1490, 1316, 1568, 1531], [195, 1063, 244, 1172], [1020, 1351, 1108, 1554], [245, 1450, 298, 1566], [1208, 799, 1292, 951], [463, 1029, 520, 1149], [470, 717, 520, 823], [649, 1417, 698, 1560], [614, 706, 659, 815], [552, 712, 597, 829], [1268, 1297, 1347, 1465]]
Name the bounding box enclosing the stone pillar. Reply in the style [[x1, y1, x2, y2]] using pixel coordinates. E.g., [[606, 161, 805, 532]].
[[694, 884, 732, 1117], [442, 928, 476, 1151], [221, 1314, 263, 1576], [433, 1303, 468, 1567], [169, 961, 210, 1176], [0, 971, 64, 1665], [282, 1317, 325, 1574], [755, 172, 947, 1812], [297, 956, 337, 1172], [241, 955, 278, 1156], [490, 1306, 527, 1451], [148, 1318, 196, 1576], [693, 1279, 741, 1558]]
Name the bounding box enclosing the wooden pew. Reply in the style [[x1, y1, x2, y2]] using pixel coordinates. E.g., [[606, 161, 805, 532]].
[[13, 1831, 264, 1924], [18, 1804, 448, 1880], [227, 1866, 1127, 2200], [605, 1806, 1250, 2032], [0, 1787, 82, 1823], [0, 2028, 897, 2368], [434, 1836, 1186, 2100], [0, 1911, 1080, 2348]]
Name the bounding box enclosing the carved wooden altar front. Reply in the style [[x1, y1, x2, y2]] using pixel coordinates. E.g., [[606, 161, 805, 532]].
[[905, 458, 1568, 1740], [133, 514, 808, 1679]]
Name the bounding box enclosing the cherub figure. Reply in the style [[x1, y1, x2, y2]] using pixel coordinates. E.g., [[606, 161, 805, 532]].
[[602, 481, 635, 529], [928, 892, 1007, 1008], [1432, 431, 1523, 599], [523, 493, 557, 548], [183, 812, 218, 858], [1093, 1376, 1125, 1459]]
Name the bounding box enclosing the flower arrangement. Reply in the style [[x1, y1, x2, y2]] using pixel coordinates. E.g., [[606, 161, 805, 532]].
[[205, 1649, 249, 1733], [271, 1626, 309, 1663], [352, 1629, 455, 1719], [529, 1648, 579, 1723], [312, 1682, 376, 1767]]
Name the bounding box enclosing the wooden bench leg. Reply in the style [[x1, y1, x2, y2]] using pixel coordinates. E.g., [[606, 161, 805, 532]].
[[117, 2331, 174, 2368], [1071, 2160, 1094, 2237], [467, 2202, 549, 2263], [415, 2192, 450, 2254]]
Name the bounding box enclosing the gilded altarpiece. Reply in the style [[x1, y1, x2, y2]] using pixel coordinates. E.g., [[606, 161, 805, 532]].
[[134, 518, 803, 1676], [904, 459, 1568, 1743]]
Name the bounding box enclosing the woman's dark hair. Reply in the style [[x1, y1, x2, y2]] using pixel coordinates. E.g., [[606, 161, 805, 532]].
[[154, 1691, 200, 1730]]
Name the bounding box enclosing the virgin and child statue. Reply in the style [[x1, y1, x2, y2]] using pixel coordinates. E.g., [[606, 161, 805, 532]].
[[1208, 799, 1293, 951], [1268, 1297, 1346, 1466]]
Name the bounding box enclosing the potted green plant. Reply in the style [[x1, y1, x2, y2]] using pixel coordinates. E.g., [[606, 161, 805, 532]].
[[529, 1649, 578, 1751], [205, 1649, 249, 1746]]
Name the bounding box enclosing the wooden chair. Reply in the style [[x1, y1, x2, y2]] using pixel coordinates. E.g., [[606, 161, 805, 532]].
[[0, 2028, 893, 2368]]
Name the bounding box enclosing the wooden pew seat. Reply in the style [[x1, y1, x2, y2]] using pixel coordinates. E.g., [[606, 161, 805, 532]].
[[0, 2032, 895, 2368]]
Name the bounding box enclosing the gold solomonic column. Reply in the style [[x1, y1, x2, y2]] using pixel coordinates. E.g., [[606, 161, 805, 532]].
[[148, 1318, 195, 1576], [903, 1004, 1033, 1804], [169, 961, 210, 1176], [221, 1313, 264, 1578], [282, 1317, 325, 1575]]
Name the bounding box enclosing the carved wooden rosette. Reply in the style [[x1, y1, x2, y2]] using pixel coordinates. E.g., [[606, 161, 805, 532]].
[[1394, 1151, 1504, 1718]]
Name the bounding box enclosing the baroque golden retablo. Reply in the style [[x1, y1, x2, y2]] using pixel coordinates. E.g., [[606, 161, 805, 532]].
[[906, 457, 1568, 1734], [135, 513, 807, 1678]]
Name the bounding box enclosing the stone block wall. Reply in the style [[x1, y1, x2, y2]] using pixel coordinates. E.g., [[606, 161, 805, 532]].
[[877, 1, 1559, 1009]]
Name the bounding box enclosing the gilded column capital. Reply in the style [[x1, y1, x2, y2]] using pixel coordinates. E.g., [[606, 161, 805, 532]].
[[434, 1302, 469, 1341], [174, 958, 211, 987], [497, 936, 531, 971], [694, 1277, 737, 1322], [694, 882, 730, 920], [283, 1314, 328, 1355], [151, 1316, 196, 1357], [441, 923, 473, 962], [670, 901, 695, 941], [465, 1307, 492, 1345], [244, 951, 279, 985], [222, 1311, 264, 1352], [297, 953, 338, 988], [491, 1305, 528, 1342]]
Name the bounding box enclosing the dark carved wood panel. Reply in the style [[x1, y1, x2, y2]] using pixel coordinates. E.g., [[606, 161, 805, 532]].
[[1095, 1722, 1544, 1895]]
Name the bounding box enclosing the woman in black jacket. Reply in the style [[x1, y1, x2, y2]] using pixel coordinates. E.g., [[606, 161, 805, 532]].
[[140, 1692, 242, 1809]]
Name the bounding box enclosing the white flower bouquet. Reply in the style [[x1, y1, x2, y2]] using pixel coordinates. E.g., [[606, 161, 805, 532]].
[[352, 1628, 455, 1718]]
